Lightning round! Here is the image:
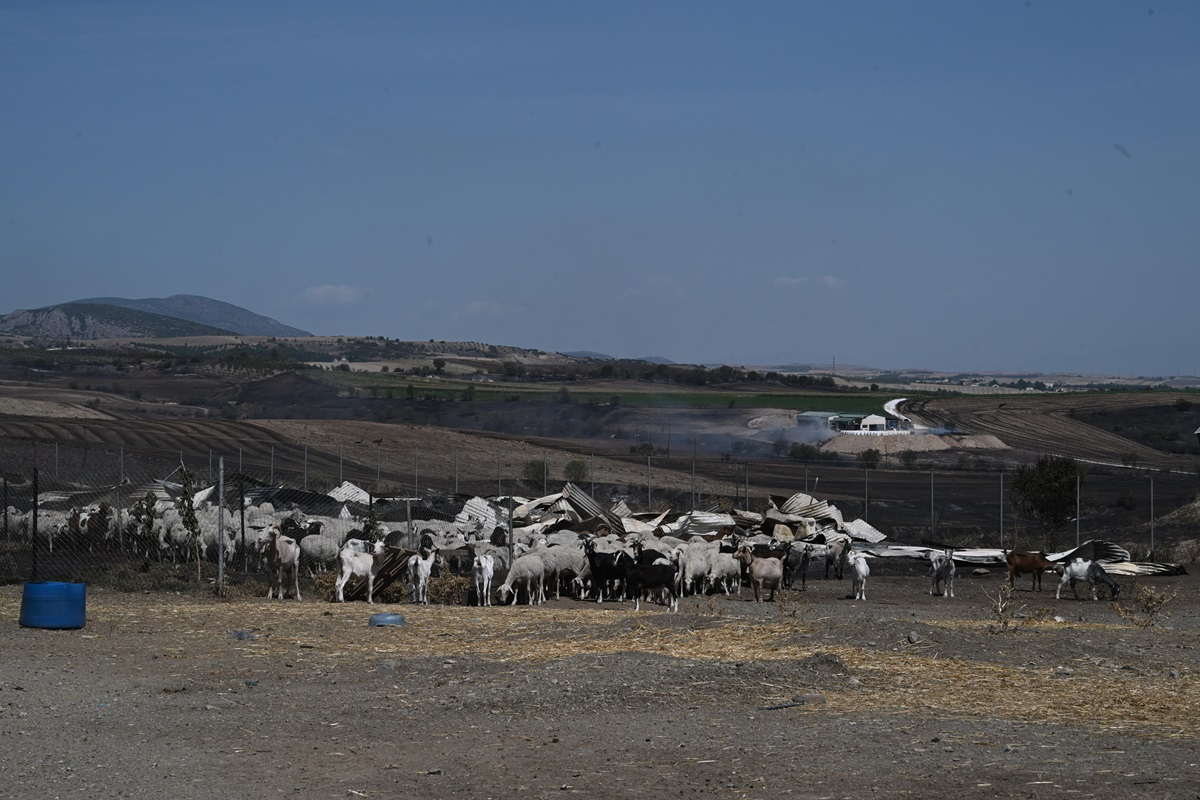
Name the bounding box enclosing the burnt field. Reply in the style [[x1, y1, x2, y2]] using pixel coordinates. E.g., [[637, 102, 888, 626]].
[[3, 568, 1199, 799]]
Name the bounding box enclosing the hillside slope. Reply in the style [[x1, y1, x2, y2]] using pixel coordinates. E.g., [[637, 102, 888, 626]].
[[78, 294, 312, 337], [0, 303, 235, 340]]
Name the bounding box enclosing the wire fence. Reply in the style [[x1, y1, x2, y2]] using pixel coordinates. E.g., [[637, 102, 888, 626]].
[[1, 437, 1192, 592]]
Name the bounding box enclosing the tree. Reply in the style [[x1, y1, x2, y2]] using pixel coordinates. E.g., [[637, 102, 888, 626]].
[[898, 450, 920, 469], [433, 358, 446, 375], [564, 459, 588, 484], [1011, 455, 1086, 549], [522, 458, 545, 488], [177, 468, 202, 581], [858, 448, 882, 469]]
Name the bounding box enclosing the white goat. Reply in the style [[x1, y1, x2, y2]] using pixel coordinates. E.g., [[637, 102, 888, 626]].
[[848, 550, 869, 601], [929, 551, 955, 598], [408, 548, 438, 605], [334, 539, 386, 603], [473, 553, 495, 606], [265, 526, 302, 601], [1056, 557, 1121, 601]]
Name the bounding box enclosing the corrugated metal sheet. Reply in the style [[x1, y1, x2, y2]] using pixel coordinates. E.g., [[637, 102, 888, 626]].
[[658, 511, 738, 537], [328, 481, 371, 505], [455, 496, 501, 535], [842, 518, 886, 543]]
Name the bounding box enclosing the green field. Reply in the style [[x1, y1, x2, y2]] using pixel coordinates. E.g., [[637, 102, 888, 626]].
[[312, 369, 900, 414]]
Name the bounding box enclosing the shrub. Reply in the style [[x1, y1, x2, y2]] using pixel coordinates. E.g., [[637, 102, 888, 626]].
[[564, 459, 588, 483], [522, 458, 546, 487]]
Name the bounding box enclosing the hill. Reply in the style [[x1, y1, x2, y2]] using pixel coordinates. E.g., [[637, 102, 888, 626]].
[[78, 294, 312, 337], [0, 294, 311, 340], [0, 302, 236, 340]]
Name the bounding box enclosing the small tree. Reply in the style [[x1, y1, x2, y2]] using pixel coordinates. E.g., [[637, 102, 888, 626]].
[[858, 448, 882, 469], [433, 358, 446, 375], [362, 502, 383, 544], [1011, 455, 1086, 549], [522, 458, 545, 488], [898, 450, 919, 469], [177, 468, 202, 581], [564, 459, 588, 484]]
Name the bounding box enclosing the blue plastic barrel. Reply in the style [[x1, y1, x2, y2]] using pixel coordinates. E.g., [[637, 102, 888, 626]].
[[19, 582, 87, 629]]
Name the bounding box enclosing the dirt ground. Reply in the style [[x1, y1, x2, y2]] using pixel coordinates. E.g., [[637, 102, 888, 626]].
[[3, 564, 1199, 800]]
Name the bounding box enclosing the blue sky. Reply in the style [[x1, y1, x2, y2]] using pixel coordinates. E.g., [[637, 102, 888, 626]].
[[2, 2, 1197, 376]]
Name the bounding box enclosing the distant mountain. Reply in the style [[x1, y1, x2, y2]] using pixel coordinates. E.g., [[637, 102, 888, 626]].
[[0, 303, 236, 340], [77, 295, 311, 337], [0, 294, 312, 341]]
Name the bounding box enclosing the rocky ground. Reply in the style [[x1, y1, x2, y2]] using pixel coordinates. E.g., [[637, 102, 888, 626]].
[[3, 562, 1198, 799]]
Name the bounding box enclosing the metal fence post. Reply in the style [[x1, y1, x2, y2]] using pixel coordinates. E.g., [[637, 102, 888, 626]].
[[217, 457, 225, 597]]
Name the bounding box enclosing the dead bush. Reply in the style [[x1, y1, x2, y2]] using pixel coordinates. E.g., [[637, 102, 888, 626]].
[[1115, 581, 1178, 628]]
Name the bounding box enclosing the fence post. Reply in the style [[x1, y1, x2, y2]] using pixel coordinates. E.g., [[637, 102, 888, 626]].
[[863, 468, 869, 523], [117, 446, 125, 550], [999, 472, 1004, 550], [240, 480, 247, 579], [930, 469, 935, 536], [217, 457, 225, 597], [31, 468, 39, 582]]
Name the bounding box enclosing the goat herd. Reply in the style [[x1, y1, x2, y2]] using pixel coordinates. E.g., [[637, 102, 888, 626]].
[[4, 499, 1121, 608], [257, 514, 1123, 611]]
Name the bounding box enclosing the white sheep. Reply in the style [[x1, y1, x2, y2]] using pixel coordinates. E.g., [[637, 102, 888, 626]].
[[529, 542, 587, 600], [705, 550, 742, 596], [496, 553, 546, 606]]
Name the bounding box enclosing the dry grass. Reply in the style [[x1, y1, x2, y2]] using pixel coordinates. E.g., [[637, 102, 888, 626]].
[[4, 586, 1194, 739]]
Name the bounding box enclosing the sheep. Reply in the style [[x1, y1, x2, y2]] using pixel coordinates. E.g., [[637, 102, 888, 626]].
[[677, 540, 718, 596], [473, 553, 495, 606], [929, 551, 955, 598], [265, 525, 302, 601], [848, 550, 869, 601], [705, 550, 742, 596], [299, 528, 346, 574], [530, 542, 588, 600], [734, 543, 782, 603], [334, 539, 386, 603], [496, 553, 546, 606]]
